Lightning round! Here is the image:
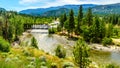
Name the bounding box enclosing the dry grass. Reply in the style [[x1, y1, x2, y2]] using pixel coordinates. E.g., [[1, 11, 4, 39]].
[[0, 46, 78, 68]]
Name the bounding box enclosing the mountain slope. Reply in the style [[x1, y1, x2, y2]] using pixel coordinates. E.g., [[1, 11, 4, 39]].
[[20, 3, 120, 16], [41, 8, 69, 17], [92, 3, 120, 14], [0, 7, 6, 12], [19, 7, 59, 15], [19, 4, 96, 16]]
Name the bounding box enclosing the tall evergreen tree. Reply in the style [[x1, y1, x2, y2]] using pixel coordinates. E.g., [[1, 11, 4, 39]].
[[86, 8, 93, 26], [99, 20, 106, 40], [68, 9, 75, 36], [76, 5, 83, 34], [59, 13, 67, 32], [73, 39, 90, 68], [87, 16, 106, 43], [60, 14, 64, 29], [2, 13, 9, 40], [89, 17, 100, 43], [8, 24, 13, 42], [63, 13, 67, 22], [0, 19, 3, 36]]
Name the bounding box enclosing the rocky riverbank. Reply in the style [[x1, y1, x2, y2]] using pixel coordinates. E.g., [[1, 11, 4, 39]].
[[90, 44, 120, 52]]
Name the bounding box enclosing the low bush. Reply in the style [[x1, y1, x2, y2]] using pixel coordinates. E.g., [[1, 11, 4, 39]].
[[102, 37, 112, 46], [106, 64, 119, 68], [39, 56, 47, 62], [0, 37, 10, 52], [31, 37, 38, 49], [62, 62, 74, 68], [50, 63, 57, 68], [23, 50, 32, 56], [55, 45, 66, 58]]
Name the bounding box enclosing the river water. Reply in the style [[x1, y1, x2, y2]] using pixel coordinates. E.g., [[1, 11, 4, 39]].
[[26, 29, 120, 66], [30, 29, 75, 56]]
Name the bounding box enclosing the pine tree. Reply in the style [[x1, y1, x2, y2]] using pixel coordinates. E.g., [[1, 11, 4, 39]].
[[60, 14, 64, 29], [89, 17, 100, 43], [59, 13, 67, 32], [73, 39, 90, 68], [2, 13, 9, 40], [76, 5, 83, 34], [88, 16, 106, 43], [0, 19, 3, 36], [99, 20, 106, 41], [64, 20, 70, 36], [63, 13, 67, 23], [8, 24, 14, 42], [68, 9, 75, 36], [86, 8, 93, 26]]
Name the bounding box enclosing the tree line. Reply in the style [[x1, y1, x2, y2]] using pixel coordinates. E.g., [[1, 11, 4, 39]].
[[58, 5, 120, 67], [0, 11, 53, 43], [59, 5, 120, 43]]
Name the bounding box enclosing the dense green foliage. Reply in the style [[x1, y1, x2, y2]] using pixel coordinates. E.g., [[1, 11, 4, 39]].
[[106, 64, 119, 68], [0, 37, 10, 52], [102, 37, 112, 46], [88, 17, 106, 43], [73, 39, 90, 68], [106, 23, 113, 38], [58, 5, 120, 44], [0, 11, 53, 42]]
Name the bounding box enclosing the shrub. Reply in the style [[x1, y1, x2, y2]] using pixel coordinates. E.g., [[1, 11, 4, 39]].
[[23, 50, 32, 56], [0, 37, 10, 52], [106, 64, 119, 68], [31, 37, 38, 49], [50, 63, 57, 68], [113, 28, 118, 36], [39, 56, 47, 62], [102, 37, 112, 46], [57, 25, 62, 32], [55, 45, 66, 58], [62, 62, 74, 68]]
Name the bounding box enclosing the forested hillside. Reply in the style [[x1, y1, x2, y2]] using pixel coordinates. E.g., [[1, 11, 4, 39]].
[[20, 3, 120, 16]]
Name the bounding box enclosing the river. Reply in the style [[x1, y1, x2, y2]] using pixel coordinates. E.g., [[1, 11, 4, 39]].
[[23, 29, 120, 66], [30, 29, 75, 56]]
